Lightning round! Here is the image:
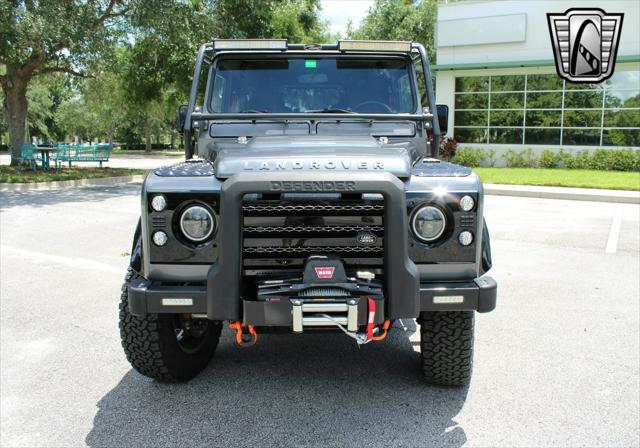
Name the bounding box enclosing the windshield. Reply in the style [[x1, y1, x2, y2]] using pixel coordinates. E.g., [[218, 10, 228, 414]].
[[209, 57, 415, 114]]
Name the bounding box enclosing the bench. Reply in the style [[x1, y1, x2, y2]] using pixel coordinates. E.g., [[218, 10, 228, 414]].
[[56, 144, 112, 169], [15, 144, 42, 171]]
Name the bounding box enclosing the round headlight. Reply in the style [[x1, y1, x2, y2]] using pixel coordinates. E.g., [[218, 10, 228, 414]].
[[180, 205, 215, 242], [152, 230, 168, 246], [151, 195, 167, 212], [411, 205, 446, 243], [458, 231, 474, 246], [459, 195, 475, 212]]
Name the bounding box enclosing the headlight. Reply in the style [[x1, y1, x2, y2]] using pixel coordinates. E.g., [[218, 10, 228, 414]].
[[180, 205, 215, 242], [411, 205, 446, 243], [151, 195, 167, 212], [458, 231, 473, 246], [459, 195, 475, 212]]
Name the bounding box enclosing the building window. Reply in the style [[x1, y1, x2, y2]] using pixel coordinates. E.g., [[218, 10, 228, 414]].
[[453, 70, 640, 146]]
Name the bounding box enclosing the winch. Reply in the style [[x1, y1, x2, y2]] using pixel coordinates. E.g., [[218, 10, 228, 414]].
[[253, 256, 388, 343]]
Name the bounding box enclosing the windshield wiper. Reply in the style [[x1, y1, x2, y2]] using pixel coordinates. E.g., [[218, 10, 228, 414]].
[[240, 109, 270, 113], [307, 108, 354, 114]]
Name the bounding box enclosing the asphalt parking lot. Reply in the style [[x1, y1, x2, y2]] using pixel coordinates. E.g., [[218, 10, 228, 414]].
[[1, 183, 639, 447]]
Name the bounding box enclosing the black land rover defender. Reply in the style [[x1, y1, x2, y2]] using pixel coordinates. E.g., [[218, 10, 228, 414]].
[[119, 40, 497, 386]]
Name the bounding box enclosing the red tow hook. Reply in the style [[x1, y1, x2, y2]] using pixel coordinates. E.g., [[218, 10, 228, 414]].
[[229, 321, 258, 347], [366, 297, 391, 342]]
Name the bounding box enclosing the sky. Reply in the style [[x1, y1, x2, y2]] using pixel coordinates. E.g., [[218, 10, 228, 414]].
[[319, 0, 375, 36]]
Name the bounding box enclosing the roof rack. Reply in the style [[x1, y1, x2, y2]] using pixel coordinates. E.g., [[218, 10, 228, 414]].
[[207, 39, 413, 53]]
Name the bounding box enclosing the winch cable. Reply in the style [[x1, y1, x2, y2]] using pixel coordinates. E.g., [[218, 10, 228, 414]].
[[316, 297, 389, 346]]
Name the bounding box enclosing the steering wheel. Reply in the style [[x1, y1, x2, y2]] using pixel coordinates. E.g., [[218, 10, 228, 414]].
[[353, 101, 392, 113]]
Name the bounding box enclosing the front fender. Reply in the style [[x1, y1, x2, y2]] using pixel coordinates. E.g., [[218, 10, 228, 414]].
[[481, 220, 492, 275], [129, 218, 143, 275]]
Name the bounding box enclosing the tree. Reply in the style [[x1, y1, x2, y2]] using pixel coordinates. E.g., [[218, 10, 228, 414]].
[[0, 0, 130, 163], [351, 0, 437, 62]]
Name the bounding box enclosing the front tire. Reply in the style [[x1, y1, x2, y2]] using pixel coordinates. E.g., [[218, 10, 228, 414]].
[[419, 311, 474, 386], [119, 268, 222, 382]]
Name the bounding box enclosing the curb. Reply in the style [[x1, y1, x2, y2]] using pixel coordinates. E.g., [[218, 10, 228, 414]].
[[485, 184, 640, 204], [0, 175, 145, 192]]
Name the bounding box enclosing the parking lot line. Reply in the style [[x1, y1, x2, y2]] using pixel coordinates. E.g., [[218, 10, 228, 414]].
[[605, 212, 622, 254]]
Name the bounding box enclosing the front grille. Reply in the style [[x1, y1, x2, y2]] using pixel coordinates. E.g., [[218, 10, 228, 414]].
[[151, 216, 166, 227], [242, 196, 385, 274]]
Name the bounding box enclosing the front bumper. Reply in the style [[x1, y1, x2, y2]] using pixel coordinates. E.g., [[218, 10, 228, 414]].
[[128, 275, 497, 320]]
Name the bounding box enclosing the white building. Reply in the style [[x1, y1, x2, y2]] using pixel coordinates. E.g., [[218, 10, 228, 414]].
[[434, 0, 640, 154]]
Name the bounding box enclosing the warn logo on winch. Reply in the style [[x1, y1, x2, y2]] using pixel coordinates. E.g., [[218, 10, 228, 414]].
[[314, 267, 335, 279]]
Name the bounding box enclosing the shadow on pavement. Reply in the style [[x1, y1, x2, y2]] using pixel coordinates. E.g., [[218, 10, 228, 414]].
[[86, 322, 468, 447], [0, 183, 141, 210]]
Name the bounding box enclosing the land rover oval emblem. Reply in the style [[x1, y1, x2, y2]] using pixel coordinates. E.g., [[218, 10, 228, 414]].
[[356, 231, 377, 246]]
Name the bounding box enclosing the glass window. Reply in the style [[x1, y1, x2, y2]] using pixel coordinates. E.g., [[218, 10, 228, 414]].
[[490, 110, 523, 127], [605, 70, 640, 91], [564, 90, 603, 108], [563, 110, 602, 128], [455, 76, 489, 92], [456, 110, 487, 127], [602, 129, 640, 146], [491, 92, 524, 109], [525, 128, 561, 145], [489, 128, 523, 144], [455, 93, 488, 110], [454, 128, 487, 143], [527, 74, 563, 91], [565, 82, 603, 91], [452, 69, 639, 147], [527, 91, 562, 109], [605, 90, 640, 108], [526, 110, 562, 127], [491, 75, 525, 92], [603, 109, 640, 128], [562, 129, 600, 145]]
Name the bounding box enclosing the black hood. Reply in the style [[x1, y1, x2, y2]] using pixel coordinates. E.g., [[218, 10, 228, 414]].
[[211, 135, 416, 179]]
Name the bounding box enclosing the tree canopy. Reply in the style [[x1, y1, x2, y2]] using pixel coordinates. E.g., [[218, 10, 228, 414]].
[[1, 0, 442, 155]]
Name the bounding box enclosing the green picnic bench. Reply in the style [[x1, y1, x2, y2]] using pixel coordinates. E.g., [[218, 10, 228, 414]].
[[52, 144, 112, 169], [15, 144, 43, 171]]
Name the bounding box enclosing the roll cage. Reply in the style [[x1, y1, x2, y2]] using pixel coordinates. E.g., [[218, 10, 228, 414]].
[[182, 40, 440, 158]]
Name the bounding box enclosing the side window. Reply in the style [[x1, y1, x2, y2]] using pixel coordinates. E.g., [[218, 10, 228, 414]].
[[211, 74, 226, 112], [398, 74, 413, 112]]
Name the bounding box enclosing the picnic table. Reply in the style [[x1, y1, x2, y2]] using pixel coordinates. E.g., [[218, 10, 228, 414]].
[[36, 146, 55, 171]]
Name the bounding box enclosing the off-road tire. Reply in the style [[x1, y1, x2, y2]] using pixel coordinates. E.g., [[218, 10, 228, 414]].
[[419, 311, 474, 386], [119, 267, 222, 382]]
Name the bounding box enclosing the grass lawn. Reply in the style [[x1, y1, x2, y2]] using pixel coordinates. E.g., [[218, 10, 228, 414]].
[[0, 166, 147, 184], [474, 167, 640, 191]]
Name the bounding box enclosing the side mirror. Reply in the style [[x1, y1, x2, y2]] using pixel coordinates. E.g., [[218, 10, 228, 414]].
[[436, 104, 449, 135], [177, 104, 188, 133]]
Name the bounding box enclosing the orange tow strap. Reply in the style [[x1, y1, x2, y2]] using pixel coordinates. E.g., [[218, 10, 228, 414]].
[[371, 320, 391, 341], [229, 321, 258, 347]]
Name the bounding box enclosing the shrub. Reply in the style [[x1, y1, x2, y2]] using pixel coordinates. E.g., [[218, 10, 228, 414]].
[[566, 150, 591, 169], [472, 148, 488, 166], [439, 137, 458, 160], [502, 149, 523, 167], [485, 148, 497, 167], [453, 148, 481, 167], [503, 149, 537, 167], [608, 149, 638, 171], [590, 149, 611, 170], [539, 150, 557, 168], [520, 148, 538, 168], [554, 149, 573, 168]]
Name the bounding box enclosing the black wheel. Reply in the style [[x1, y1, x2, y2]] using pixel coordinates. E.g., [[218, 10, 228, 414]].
[[419, 311, 474, 386], [118, 267, 222, 382]]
